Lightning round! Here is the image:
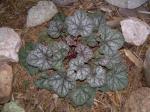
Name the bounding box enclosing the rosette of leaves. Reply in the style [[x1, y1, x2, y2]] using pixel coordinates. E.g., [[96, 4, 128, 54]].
[[70, 85, 96, 106], [99, 63, 128, 91], [65, 10, 94, 37], [95, 52, 122, 69], [99, 26, 125, 55], [75, 44, 93, 62], [67, 57, 91, 80], [48, 20, 64, 38], [87, 66, 106, 88], [19, 42, 39, 75], [36, 72, 76, 97]]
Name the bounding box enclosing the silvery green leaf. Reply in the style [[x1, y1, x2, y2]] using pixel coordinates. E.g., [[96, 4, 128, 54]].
[[106, 63, 128, 91], [51, 41, 70, 61], [97, 52, 122, 69], [48, 72, 76, 97], [52, 60, 64, 71], [87, 66, 106, 88], [75, 44, 93, 62], [26, 44, 53, 70], [99, 26, 124, 55], [67, 57, 91, 80], [48, 20, 64, 38], [70, 85, 96, 106], [65, 10, 94, 37]]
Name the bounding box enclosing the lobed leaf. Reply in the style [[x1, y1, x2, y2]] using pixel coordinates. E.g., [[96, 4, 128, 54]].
[[36, 72, 76, 97], [19, 42, 39, 75], [48, 72, 76, 97], [51, 41, 70, 60], [26, 42, 69, 70], [26, 44, 53, 70], [65, 10, 94, 37], [87, 66, 106, 88], [67, 57, 91, 80], [75, 44, 93, 62], [48, 20, 64, 38], [89, 11, 106, 31], [70, 85, 96, 106], [106, 63, 128, 91], [99, 26, 124, 55], [96, 52, 122, 69]]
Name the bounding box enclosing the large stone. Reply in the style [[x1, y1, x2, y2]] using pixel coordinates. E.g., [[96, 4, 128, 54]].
[[26, 1, 58, 27], [121, 17, 150, 46], [52, 0, 78, 6], [0, 27, 21, 62], [124, 87, 150, 112], [0, 63, 13, 104], [105, 0, 148, 9]]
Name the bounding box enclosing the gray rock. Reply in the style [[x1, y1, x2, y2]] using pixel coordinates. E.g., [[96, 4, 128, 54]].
[[53, 0, 78, 6], [105, 0, 148, 9], [0, 63, 13, 104], [26, 1, 58, 27], [121, 17, 150, 46], [0, 27, 21, 62]]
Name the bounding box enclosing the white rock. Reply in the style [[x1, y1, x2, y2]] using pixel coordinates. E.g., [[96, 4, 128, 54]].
[[0, 63, 13, 104], [0, 27, 21, 62], [121, 17, 150, 46], [26, 1, 58, 27], [105, 0, 148, 9]]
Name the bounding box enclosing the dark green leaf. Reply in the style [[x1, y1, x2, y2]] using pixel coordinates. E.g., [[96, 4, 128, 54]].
[[99, 26, 124, 55], [70, 85, 96, 106], [81, 34, 98, 47], [106, 63, 128, 91], [19, 42, 39, 76]]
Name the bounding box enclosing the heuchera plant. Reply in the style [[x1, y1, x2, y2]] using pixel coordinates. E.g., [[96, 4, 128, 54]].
[[19, 10, 128, 107]]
